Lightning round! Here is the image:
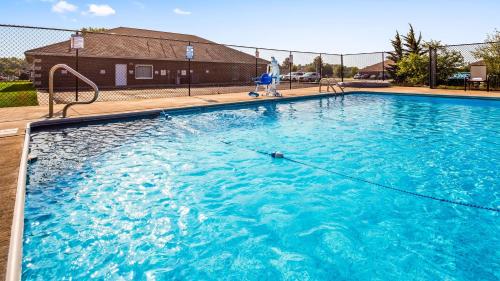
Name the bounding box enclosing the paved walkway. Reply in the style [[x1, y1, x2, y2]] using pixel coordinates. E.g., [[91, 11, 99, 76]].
[[0, 86, 499, 278]]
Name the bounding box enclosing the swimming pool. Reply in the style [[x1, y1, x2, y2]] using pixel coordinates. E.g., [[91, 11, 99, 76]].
[[23, 93, 499, 280]]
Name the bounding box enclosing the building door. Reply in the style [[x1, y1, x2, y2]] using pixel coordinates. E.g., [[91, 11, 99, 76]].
[[115, 64, 127, 86]]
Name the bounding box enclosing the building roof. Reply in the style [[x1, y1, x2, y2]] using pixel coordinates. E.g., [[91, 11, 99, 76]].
[[25, 27, 267, 64], [470, 60, 486, 66], [359, 60, 395, 73]]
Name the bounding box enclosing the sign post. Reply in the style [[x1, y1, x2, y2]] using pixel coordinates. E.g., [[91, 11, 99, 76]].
[[186, 45, 193, 96], [255, 49, 259, 78], [71, 33, 84, 101], [289, 53, 293, 90]]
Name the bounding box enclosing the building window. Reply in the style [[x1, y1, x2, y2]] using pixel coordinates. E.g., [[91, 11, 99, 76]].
[[135, 65, 153, 79]]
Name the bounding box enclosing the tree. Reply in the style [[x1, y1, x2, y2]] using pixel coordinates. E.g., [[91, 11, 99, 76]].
[[341, 66, 359, 78], [281, 57, 292, 73], [305, 64, 316, 72], [80, 27, 108, 33], [396, 53, 428, 85], [472, 29, 500, 76], [403, 24, 424, 55], [387, 31, 404, 82], [313, 56, 322, 72], [333, 64, 343, 78], [425, 40, 466, 83], [0, 57, 29, 77], [322, 64, 334, 77]]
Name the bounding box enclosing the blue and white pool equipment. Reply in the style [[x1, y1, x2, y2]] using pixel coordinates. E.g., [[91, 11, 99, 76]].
[[249, 56, 281, 97]]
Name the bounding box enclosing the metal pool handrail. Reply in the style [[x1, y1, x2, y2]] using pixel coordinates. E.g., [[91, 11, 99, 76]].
[[49, 64, 99, 118]]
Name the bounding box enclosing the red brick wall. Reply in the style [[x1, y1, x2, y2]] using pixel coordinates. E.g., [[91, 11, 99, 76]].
[[31, 55, 267, 90]]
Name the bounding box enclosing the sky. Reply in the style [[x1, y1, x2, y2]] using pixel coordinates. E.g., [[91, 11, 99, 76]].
[[2, 0, 499, 54]]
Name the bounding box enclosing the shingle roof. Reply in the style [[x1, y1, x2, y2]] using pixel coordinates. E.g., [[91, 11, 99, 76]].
[[25, 27, 267, 64], [470, 60, 485, 66], [359, 60, 395, 72]]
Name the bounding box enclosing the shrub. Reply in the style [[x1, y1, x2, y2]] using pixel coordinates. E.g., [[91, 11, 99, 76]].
[[472, 30, 500, 76], [396, 53, 428, 85]]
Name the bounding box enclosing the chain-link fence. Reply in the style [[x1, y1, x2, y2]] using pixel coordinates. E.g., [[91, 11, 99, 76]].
[[342, 52, 388, 81], [431, 42, 500, 91], [0, 24, 499, 109], [0, 24, 342, 109]]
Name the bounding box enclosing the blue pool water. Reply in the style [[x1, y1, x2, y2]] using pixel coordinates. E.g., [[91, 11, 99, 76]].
[[24, 93, 499, 280]]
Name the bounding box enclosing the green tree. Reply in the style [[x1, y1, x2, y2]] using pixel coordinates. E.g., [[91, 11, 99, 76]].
[[80, 27, 108, 33], [322, 64, 333, 77], [0, 57, 29, 77], [387, 31, 404, 82], [403, 24, 424, 55], [314, 56, 322, 72], [425, 40, 466, 83], [333, 64, 343, 78], [342, 66, 359, 78], [281, 57, 292, 73], [305, 64, 316, 72], [472, 29, 500, 76], [396, 53, 428, 85]]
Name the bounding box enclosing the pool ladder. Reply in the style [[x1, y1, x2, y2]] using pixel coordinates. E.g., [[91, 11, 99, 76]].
[[48, 64, 99, 118]]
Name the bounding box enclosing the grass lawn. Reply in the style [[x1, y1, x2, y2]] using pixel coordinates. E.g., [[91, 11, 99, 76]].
[[0, 81, 38, 108]]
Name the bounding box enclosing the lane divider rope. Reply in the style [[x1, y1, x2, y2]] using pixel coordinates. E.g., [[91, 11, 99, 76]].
[[220, 140, 500, 213]]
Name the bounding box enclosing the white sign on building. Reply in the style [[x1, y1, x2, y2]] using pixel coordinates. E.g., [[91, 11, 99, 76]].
[[186, 46, 194, 59], [71, 34, 84, 49]]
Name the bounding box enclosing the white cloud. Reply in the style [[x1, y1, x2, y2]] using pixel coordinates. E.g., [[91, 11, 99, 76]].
[[52, 0, 77, 13], [86, 4, 116, 16], [173, 8, 191, 15], [132, 1, 145, 9]]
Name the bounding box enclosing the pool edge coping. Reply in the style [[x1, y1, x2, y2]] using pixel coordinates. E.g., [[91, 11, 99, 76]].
[[5, 89, 499, 280], [29, 92, 341, 129], [5, 124, 29, 281]]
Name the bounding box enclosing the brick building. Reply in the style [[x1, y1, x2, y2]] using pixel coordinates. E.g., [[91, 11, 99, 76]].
[[25, 27, 268, 89]]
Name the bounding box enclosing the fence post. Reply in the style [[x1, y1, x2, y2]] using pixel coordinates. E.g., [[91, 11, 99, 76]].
[[340, 54, 344, 82], [429, 47, 437, 89], [75, 31, 79, 101], [188, 41, 191, 96], [319, 53, 323, 79], [289, 51, 292, 90], [255, 48, 258, 79], [382, 52, 385, 81]]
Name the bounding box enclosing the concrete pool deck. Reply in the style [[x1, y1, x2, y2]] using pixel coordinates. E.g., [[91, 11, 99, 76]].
[[0, 86, 499, 278]]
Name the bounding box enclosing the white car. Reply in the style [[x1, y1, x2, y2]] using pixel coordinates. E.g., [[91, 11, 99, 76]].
[[299, 72, 321, 82], [288, 72, 304, 81]]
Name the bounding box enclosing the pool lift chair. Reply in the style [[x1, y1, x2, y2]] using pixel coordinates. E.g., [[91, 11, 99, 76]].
[[249, 57, 282, 97]]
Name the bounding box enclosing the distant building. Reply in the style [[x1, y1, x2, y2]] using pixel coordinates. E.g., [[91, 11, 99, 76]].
[[25, 27, 268, 89], [357, 60, 394, 79]]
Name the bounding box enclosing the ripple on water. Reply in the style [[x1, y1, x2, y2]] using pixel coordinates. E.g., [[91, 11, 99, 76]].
[[23, 94, 500, 280]]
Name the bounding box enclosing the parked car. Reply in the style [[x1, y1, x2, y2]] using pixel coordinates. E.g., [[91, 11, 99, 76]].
[[448, 72, 470, 80], [280, 74, 290, 80], [354, 73, 370, 79], [0, 76, 6, 81], [447, 72, 470, 86], [287, 72, 304, 81], [299, 72, 321, 82]]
